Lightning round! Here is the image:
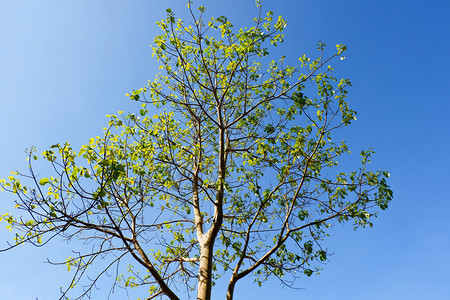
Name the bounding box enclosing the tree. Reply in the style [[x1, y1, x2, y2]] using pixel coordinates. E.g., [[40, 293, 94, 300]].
[[0, 2, 392, 300]]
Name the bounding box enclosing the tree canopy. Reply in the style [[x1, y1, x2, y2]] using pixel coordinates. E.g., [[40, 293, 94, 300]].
[[0, 2, 392, 300]]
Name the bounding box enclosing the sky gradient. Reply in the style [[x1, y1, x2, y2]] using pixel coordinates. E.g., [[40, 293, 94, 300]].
[[1, 0, 449, 299]]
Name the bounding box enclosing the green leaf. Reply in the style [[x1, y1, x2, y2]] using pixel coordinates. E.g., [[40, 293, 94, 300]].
[[298, 210, 308, 221], [304, 241, 313, 254], [39, 178, 49, 186], [319, 250, 327, 261]]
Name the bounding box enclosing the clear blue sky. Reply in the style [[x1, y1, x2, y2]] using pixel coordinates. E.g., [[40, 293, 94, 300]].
[[1, 0, 449, 299]]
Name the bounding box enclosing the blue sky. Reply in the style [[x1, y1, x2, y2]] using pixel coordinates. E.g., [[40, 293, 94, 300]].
[[1, 0, 449, 299]]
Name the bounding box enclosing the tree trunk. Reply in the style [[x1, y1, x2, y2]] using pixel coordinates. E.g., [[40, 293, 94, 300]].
[[197, 238, 214, 300], [226, 276, 237, 300], [196, 124, 226, 300]]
